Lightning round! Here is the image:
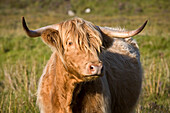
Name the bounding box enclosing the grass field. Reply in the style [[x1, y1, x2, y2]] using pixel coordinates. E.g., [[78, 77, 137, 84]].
[[0, 0, 169, 112]]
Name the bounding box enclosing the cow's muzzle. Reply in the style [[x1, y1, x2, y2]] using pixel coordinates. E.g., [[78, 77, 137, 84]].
[[84, 62, 104, 77]]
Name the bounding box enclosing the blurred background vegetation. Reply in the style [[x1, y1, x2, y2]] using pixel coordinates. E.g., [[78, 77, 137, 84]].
[[0, 0, 169, 112]]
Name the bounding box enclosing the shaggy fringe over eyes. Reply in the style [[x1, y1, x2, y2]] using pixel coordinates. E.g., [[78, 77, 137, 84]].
[[59, 17, 102, 55]]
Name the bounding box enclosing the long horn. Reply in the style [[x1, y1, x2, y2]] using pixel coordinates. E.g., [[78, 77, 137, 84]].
[[99, 20, 148, 38], [22, 17, 59, 37]]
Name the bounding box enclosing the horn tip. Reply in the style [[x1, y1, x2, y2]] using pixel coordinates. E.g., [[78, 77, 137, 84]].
[[143, 20, 148, 30], [22, 16, 25, 24], [143, 20, 148, 27], [22, 16, 29, 32]]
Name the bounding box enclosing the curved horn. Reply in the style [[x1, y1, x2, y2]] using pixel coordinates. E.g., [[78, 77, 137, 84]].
[[99, 20, 148, 38], [22, 17, 59, 37]]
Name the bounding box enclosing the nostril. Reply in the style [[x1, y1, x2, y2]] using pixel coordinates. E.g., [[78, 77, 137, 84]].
[[90, 65, 95, 70]]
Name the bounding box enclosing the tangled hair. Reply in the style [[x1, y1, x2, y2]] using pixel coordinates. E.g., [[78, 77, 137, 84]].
[[59, 17, 103, 54], [41, 17, 103, 68]]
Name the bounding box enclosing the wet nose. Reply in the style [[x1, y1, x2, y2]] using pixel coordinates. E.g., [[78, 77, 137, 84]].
[[88, 62, 103, 75]]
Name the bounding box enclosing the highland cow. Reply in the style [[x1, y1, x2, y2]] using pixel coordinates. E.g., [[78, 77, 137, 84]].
[[22, 17, 147, 113]]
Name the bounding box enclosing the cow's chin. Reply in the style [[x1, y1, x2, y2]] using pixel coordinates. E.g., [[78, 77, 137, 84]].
[[83, 73, 104, 81]]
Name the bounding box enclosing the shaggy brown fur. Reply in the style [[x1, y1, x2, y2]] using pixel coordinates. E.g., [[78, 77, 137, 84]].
[[36, 17, 142, 113]]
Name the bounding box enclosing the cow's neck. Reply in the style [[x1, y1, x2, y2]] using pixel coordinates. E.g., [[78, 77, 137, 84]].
[[52, 53, 82, 112]]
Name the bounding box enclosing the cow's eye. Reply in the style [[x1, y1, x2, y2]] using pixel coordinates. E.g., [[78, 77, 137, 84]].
[[68, 42, 73, 46], [67, 39, 73, 46]]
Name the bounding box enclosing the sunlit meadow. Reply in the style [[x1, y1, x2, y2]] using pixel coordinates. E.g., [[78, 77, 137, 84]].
[[0, 0, 169, 112]]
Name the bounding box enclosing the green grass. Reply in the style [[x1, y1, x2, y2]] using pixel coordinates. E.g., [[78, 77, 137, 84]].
[[0, 0, 170, 112]]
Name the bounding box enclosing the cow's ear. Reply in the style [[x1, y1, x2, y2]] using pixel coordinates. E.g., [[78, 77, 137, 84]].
[[41, 28, 63, 52]]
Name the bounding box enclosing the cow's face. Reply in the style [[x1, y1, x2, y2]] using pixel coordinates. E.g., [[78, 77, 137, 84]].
[[41, 18, 104, 81], [63, 36, 103, 81]]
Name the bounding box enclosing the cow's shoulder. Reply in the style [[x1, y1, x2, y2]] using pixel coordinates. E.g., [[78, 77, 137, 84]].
[[36, 52, 57, 113]]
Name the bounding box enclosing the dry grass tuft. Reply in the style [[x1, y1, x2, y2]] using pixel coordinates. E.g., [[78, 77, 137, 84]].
[[0, 61, 39, 113], [136, 58, 169, 112]]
